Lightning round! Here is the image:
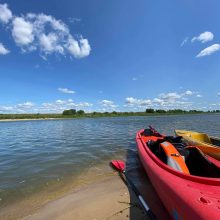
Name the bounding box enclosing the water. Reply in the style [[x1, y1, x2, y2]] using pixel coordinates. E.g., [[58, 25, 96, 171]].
[[0, 114, 220, 213]]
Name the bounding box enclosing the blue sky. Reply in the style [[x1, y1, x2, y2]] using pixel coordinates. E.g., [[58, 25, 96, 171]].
[[0, 0, 220, 113]]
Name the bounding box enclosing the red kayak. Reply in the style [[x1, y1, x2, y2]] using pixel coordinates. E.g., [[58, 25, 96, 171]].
[[136, 128, 220, 220]]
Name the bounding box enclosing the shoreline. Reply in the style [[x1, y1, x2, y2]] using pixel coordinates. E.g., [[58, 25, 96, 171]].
[[0, 112, 214, 122], [23, 175, 145, 220], [0, 162, 170, 220], [0, 174, 147, 220], [0, 118, 64, 122]]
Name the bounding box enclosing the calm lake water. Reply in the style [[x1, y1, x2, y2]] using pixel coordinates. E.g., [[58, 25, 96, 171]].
[[1, 114, 220, 210]]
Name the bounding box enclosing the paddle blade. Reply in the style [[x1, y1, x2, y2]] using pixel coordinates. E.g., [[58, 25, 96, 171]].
[[111, 160, 125, 172]]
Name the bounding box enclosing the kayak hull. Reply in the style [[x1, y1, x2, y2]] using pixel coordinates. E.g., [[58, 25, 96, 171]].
[[175, 130, 220, 160], [136, 129, 220, 220]]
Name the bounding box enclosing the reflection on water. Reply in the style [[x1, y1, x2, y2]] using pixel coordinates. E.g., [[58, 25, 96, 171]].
[[0, 114, 220, 208]]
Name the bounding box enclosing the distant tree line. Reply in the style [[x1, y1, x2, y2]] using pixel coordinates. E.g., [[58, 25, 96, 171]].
[[1, 108, 220, 120], [145, 108, 204, 113], [62, 108, 220, 116], [62, 109, 85, 115], [208, 110, 220, 113], [62, 108, 209, 116]]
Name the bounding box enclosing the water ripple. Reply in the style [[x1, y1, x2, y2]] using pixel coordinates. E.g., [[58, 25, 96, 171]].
[[0, 115, 220, 204]]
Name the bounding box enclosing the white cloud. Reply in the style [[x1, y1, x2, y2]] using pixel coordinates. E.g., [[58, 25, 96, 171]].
[[125, 90, 197, 109], [196, 94, 202, 98], [159, 92, 181, 103], [42, 99, 92, 112], [39, 33, 64, 54], [0, 99, 94, 113], [192, 31, 214, 43], [17, 102, 35, 109], [125, 97, 152, 107], [100, 100, 117, 109], [12, 17, 34, 46], [184, 90, 193, 96], [0, 106, 13, 111], [0, 102, 35, 113], [66, 37, 91, 58], [0, 43, 10, 55], [0, 3, 12, 24], [58, 88, 75, 94], [0, 5, 91, 59], [196, 44, 220, 57], [180, 37, 188, 47]]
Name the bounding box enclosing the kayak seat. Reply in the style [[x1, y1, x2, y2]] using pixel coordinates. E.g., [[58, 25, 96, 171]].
[[160, 142, 190, 174], [147, 140, 190, 174], [209, 137, 220, 146], [146, 139, 220, 177], [185, 147, 220, 178], [141, 129, 154, 136], [172, 143, 189, 159], [141, 129, 162, 137]]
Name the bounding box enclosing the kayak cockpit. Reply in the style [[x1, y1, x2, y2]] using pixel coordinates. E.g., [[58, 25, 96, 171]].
[[185, 147, 220, 177], [210, 137, 220, 147], [141, 129, 220, 178]]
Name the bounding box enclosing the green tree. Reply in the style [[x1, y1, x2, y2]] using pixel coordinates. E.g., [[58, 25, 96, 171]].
[[146, 108, 155, 113], [77, 110, 85, 115], [156, 109, 166, 113], [62, 109, 76, 115]]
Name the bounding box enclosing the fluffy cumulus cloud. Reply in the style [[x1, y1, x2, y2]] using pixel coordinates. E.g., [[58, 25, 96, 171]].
[[0, 99, 93, 113], [0, 4, 91, 59], [125, 97, 152, 106], [17, 102, 34, 109], [0, 102, 35, 113], [191, 31, 214, 43], [0, 3, 12, 24], [184, 90, 194, 96], [0, 42, 10, 55], [125, 90, 196, 109], [12, 17, 34, 46], [66, 37, 91, 58], [100, 100, 117, 109], [196, 44, 220, 58], [41, 99, 92, 112], [58, 87, 75, 94]]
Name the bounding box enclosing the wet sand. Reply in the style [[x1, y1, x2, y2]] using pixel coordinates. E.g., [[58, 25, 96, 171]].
[[22, 169, 170, 220], [0, 151, 170, 220], [0, 167, 170, 220], [24, 175, 146, 220]]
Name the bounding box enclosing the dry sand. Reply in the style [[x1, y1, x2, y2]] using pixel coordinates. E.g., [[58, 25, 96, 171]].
[[0, 118, 61, 122]]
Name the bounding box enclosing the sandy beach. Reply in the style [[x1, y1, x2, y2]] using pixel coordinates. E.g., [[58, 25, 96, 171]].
[[0, 149, 171, 220], [23, 176, 145, 220], [0, 118, 62, 122], [19, 168, 169, 220], [0, 171, 170, 220]]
